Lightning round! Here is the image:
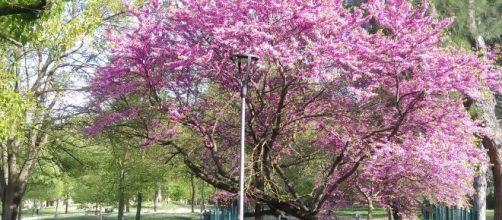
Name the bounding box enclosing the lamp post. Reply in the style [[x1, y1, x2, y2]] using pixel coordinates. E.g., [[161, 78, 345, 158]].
[[231, 53, 259, 220]]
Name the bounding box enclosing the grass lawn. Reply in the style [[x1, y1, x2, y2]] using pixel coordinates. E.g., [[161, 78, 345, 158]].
[[487, 209, 494, 220], [25, 214, 199, 220], [21, 212, 198, 220], [20, 202, 199, 220], [31, 213, 197, 220], [335, 207, 387, 218]]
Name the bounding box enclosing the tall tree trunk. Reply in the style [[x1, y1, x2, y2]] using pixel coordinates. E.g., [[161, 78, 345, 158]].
[[190, 173, 195, 213], [474, 155, 488, 220], [126, 197, 130, 213], [135, 192, 142, 220]]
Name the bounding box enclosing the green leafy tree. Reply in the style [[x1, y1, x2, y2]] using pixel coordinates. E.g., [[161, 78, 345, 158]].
[[0, 0, 123, 218]]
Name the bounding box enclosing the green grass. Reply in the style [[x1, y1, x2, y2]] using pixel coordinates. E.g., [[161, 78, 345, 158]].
[[33, 215, 196, 220], [139, 201, 193, 210], [487, 209, 494, 220], [335, 207, 388, 218], [19, 201, 199, 220]]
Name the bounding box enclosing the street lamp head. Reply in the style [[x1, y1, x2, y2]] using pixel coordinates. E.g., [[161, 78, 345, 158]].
[[231, 54, 259, 64]]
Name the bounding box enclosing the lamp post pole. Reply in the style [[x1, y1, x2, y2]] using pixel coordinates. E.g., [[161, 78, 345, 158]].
[[232, 54, 258, 220]]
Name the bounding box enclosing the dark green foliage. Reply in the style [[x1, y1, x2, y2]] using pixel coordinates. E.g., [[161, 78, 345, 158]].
[[433, 0, 502, 47]]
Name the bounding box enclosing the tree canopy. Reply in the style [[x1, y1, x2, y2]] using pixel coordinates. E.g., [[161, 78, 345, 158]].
[[87, 0, 502, 219]]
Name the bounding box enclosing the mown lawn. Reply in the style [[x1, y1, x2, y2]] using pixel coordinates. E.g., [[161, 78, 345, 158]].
[[19, 201, 199, 220], [487, 209, 494, 220], [32, 214, 196, 220], [21, 212, 198, 220], [335, 207, 388, 218]]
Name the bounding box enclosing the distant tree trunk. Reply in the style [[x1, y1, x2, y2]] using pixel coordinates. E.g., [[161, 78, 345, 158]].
[[154, 185, 161, 212], [126, 197, 130, 213], [255, 204, 264, 220], [190, 173, 195, 213], [65, 194, 70, 214], [17, 199, 22, 220], [135, 192, 142, 220], [387, 207, 394, 220], [355, 183, 374, 220], [153, 198, 157, 212], [200, 180, 205, 212], [388, 204, 399, 220], [474, 154, 488, 220], [54, 200, 59, 217]]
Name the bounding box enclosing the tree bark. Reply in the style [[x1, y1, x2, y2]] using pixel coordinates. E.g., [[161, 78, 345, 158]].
[[475, 92, 502, 220], [474, 156, 488, 220], [1, 182, 24, 220], [135, 192, 142, 220], [484, 136, 502, 220]]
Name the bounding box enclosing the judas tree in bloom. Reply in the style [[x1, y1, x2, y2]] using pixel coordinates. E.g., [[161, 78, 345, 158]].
[[349, 132, 485, 219], [88, 0, 501, 219]]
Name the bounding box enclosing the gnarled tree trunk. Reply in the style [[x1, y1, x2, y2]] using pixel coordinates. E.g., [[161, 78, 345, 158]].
[[477, 93, 502, 220], [484, 135, 502, 220]]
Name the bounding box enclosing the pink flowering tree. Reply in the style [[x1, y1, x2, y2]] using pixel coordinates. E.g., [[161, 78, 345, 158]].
[[87, 0, 501, 219], [349, 132, 485, 219]]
